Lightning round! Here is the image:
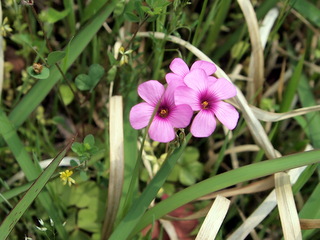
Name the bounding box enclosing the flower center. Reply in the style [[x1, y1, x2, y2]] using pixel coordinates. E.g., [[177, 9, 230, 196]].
[[201, 100, 209, 109], [159, 108, 169, 118]]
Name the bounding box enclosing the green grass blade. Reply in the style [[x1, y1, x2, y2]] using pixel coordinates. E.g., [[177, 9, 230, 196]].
[[109, 134, 192, 240], [0, 108, 68, 238], [131, 149, 320, 236], [0, 140, 72, 239], [289, 0, 320, 28], [280, 54, 305, 112], [297, 74, 320, 148], [8, 0, 116, 129], [300, 182, 320, 239], [213, 0, 278, 60]]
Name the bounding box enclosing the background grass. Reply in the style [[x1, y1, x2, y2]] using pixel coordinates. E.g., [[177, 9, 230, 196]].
[[1, 0, 320, 239]]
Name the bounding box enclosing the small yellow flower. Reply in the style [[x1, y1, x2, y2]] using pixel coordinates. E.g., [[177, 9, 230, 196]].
[[119, 46, 133, 66], [1, 17, 13, 37], [59, 170, 75, 187]]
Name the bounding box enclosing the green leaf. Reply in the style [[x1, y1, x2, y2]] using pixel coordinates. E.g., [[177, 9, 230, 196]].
[[58, 84, 74, 105], [47, 51, 66, 65], [179, 168, 196, 186], [75, 74, 92, 91], [47, 8, 71, 24], [124, 12, 140, 22], [27, 66, 50, 79], [107, 65, 117, 83], [8, 1, 117, 128], [70, 159, 79, 167], [0, 142, 71, 239], [88, 64, 105, 88], [71, 142, 85, 156], [84, 134, 95, 147]]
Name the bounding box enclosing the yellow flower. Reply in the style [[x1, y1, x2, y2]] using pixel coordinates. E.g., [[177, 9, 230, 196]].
[[119, 46, 133, 66], [59, 170, 75, 187], [1, 17, 13, 37]]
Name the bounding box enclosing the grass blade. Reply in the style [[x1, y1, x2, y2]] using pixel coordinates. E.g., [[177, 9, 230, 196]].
[[132, 150, 320, 236], [109, 134, 192, 240], [0, 139, 73, 239], [8, 0, 117, 129], [195, 196, 230, 240], [102, 96, 124, 239], [275, 172, 302, 239]]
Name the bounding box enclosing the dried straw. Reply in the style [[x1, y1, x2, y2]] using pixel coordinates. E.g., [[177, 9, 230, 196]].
[[102, 96, 124, 239], [195, 196, 230, 240], [275, 172, 302, 239]]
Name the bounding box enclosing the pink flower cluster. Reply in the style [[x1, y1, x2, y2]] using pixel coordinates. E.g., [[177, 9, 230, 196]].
[[129, 58, 239, 143]]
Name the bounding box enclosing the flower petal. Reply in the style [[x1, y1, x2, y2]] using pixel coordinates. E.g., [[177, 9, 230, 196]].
[[184, 69, 208, 93], [169, 58, 190, 77], [168, 104, 193, 128], [138, 80, 165, 106], [191, 60, 217, 75], [129, 102, 154, 129], [213, 101, 239, 130], [175, 86, 201, 111], [164, 80, 186, 106], [207, 78, 237, 100], [165, 73, 183, 84], [149, 118, 175, 142], [190, 110, 216, 137]]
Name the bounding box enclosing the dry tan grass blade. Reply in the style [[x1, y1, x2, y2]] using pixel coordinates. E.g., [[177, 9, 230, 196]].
[[199, 176, 274, 201], [195, 196, 230, 240], [251, 105, 320, 122], [237, 0, 264, 101], [136, 32, 279, 160], [275, 172, 302, 240], [102, 96, 125, 239], [300, 219, 320, 230], [227, 145, 313, 240]]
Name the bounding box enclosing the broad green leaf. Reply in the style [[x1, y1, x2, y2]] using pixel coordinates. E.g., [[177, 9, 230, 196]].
[[88, 64, 105, 89], [78, 208, 100, 232], [75, 74, 92, 91], [59, 84, 74, 105], [47, 51, 66, 65], [84, 134, 95, 148], [107, 65, 117, 83], [124, 12, 140, 22], [70, 230, 91, 240], [0, 141, 72, 239], [47, 8, 71, 23], [27, 66, 50, 79], [179, 168, 196, 186]]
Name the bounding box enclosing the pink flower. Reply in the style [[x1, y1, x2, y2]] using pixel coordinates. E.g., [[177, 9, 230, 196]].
[[165, 58, 217, 85], [129, 80, 193, 143], [175, 69, 239, 137]]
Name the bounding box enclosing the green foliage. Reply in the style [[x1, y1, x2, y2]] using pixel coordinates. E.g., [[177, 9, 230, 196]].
[[71, 134, 99, 163], [27, 65, 50, 79], [75, 64, 105, 91], [47, 51, 66, 66]]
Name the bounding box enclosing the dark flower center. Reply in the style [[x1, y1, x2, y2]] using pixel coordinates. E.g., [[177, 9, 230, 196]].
[[159, 108, 169, 118], [201, 100, 209, 109]]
